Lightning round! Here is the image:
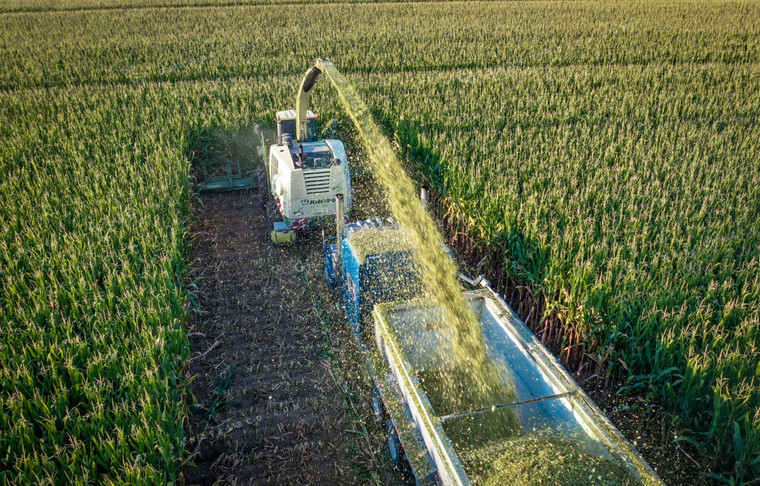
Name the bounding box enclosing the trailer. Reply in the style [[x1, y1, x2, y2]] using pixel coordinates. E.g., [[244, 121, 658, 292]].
[[324, 218, 663, 485], [372, 290, 663, 485]]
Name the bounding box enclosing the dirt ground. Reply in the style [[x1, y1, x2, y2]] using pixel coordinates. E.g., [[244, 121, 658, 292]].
[[183, 190, 399, 485]]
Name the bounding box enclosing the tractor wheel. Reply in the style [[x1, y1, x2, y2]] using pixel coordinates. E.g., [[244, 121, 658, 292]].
[[371, 387, 385, 427]]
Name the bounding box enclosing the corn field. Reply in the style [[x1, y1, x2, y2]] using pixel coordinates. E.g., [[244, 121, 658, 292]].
[[370, 62, 760, 482], [0, 0, 758, 484]]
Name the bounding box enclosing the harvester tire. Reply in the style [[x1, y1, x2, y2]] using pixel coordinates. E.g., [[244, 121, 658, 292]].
[[257, 167, 269, 204]]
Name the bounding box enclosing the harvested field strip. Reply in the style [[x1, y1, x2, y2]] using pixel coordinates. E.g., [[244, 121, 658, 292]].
[[184, 191, 397, 484]]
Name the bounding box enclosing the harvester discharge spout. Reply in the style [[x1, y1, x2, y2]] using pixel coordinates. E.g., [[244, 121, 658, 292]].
[[296, 58, 335, 142]]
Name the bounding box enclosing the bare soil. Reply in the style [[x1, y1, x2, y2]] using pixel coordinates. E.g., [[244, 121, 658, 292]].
[[183, 190, 398, 485]]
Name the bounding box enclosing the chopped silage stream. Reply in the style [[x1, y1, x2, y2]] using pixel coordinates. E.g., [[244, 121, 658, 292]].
[[324, 63, 518, 420]]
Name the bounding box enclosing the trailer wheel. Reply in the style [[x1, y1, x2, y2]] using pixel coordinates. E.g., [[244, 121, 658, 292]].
[[371, 387, 384, 427], [386, 419, 402, 467]]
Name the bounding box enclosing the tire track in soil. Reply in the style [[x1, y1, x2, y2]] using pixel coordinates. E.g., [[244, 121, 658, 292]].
[[184, 190, 375, 485]]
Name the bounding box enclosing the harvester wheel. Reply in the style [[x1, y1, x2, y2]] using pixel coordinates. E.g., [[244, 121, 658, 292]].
[[257, 167, 269, 204]]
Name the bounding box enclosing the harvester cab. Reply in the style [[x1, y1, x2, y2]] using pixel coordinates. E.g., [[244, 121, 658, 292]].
[[264, 59, 352, 243]]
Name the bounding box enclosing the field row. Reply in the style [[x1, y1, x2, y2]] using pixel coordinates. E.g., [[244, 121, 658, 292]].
[[0, 0, 502, 14], [1, 1, 758, 91]]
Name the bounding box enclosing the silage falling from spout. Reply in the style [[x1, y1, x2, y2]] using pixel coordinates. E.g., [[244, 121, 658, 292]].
[[321, 63, 515, 416]]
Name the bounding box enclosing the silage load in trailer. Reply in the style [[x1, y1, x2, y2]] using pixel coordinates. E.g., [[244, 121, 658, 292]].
[[372, 290, 662, 486]]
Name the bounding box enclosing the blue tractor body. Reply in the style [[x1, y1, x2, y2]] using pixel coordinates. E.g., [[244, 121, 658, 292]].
[[324, 218, 419, 339]]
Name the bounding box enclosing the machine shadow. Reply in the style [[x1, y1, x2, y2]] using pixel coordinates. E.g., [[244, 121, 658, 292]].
[[188, 124, 267, 193]]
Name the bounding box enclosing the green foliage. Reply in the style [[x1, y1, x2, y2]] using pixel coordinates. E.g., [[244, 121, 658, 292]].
[[368, 61, 760, 480], [1, 0, 758, 483], [0, 81, 296, 483], [364, 41, 760, 486]]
